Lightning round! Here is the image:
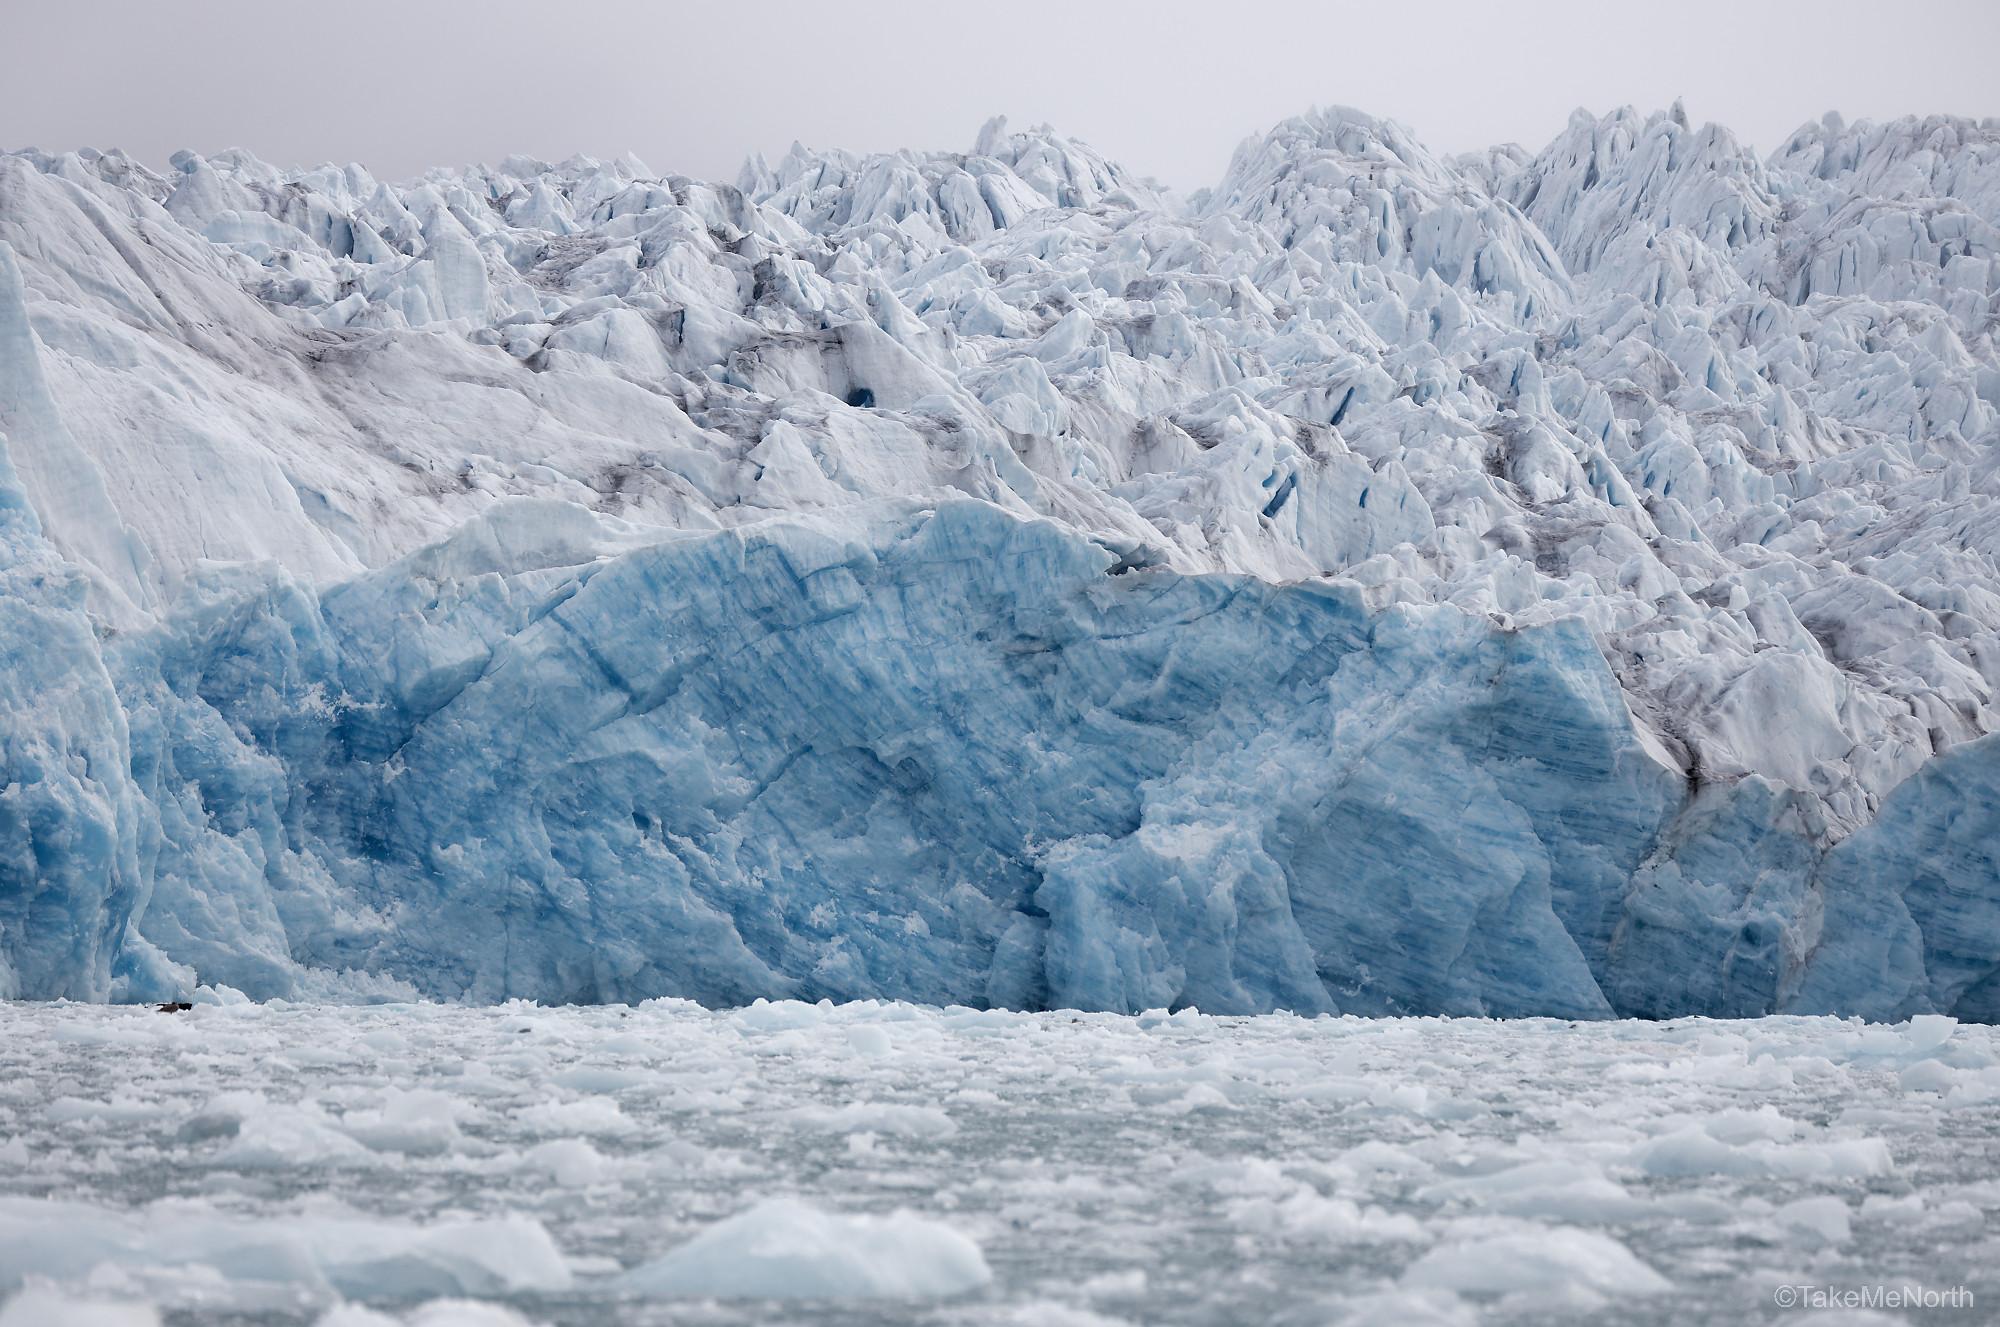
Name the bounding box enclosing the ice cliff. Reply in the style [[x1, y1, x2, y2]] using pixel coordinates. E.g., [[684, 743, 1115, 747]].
[[1, 104, 1997, 1018]]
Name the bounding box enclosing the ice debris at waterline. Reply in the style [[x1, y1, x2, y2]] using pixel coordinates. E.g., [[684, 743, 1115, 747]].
[[2, 104, 2000, 1017], [0, 999, 1996, 1325]]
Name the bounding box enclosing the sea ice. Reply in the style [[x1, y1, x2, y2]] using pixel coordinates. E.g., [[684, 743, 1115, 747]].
[[0, 998, 1993, 1325]]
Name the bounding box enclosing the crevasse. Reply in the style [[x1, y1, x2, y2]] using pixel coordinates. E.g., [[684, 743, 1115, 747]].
[[1, 105, 1996, 1017]]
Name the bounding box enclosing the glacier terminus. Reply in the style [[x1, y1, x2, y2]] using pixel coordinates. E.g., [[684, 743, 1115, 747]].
[[1, 104, 1999, 1023]]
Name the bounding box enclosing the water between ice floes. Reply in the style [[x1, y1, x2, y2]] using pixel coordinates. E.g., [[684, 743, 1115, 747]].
[[0, 999, 1994, 1326]]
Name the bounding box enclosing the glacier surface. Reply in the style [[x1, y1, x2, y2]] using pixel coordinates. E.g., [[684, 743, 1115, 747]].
[[2, 103, 1999, 1017]]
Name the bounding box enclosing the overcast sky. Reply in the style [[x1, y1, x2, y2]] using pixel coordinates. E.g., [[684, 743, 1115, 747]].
[[5, 0, 1997, 191]]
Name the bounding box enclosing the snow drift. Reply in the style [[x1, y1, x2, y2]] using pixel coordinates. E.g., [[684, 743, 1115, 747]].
[[1, 103, 1998, 1018]]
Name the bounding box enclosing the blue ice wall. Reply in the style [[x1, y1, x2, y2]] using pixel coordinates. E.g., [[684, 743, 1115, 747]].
[[1790, 736, 2000, 1022], [0, 435, 181, 1003], [4, 494, 1997, 1018]]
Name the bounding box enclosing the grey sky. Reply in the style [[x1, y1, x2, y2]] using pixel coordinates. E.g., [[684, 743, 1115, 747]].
[[4, 0, 1996, 191]]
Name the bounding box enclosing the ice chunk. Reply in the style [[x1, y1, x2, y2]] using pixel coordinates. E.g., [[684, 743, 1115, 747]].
[[779, 1103, 957, 1137], [618, 1199, 991, 1298], [1628, 1125, 1893, 1178], [1414, 1160, 1650, 1221], [319, 1304, 540, 1327], [1401, 1228, 1669, 1298], [0, 1199, 571, 1301], [338, 1089, 470, 1155], [1906, 1014, 1960, 1053], [522, 1138, 609, 1187], [1330, 1289, 1477, 1326], [1774, 1195, 1852, 1243]]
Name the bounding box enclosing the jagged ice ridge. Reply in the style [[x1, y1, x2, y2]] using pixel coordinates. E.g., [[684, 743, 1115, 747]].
[[1, 102, 1998, 1019]]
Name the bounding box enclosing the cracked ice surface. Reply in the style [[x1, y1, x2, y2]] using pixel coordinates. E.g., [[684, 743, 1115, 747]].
[[1, 104, 2000, 1017], [0, 1000, 1997, 1325]]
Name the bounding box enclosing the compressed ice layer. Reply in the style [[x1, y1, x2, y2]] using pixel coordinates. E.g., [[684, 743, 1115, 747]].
[[0, 998, 1996, 1325], [0, 489, 1684, 1014], [1, 104, 1999, 1016], [4, 484, 2000, 1017]]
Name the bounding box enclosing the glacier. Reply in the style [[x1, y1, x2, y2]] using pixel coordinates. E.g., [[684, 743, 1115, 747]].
[[1, 104, 1998, 1019]]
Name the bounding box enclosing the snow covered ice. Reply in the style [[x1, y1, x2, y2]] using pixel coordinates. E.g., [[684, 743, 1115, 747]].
[[4, 103, 2000, 1019], [0, 998, 1997, 1325]]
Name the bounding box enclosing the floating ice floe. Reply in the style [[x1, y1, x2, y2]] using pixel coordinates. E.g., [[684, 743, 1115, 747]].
[[0, 999, 1994, 1324], [618, 1197, 992, 1297]]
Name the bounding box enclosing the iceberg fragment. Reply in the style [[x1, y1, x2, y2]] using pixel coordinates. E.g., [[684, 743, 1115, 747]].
[[618, 1198, 991, 1298]]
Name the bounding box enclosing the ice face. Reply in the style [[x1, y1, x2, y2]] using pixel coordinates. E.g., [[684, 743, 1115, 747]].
[[58, 498, 1687, 1014], [0, 105, 1998, 1016]]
